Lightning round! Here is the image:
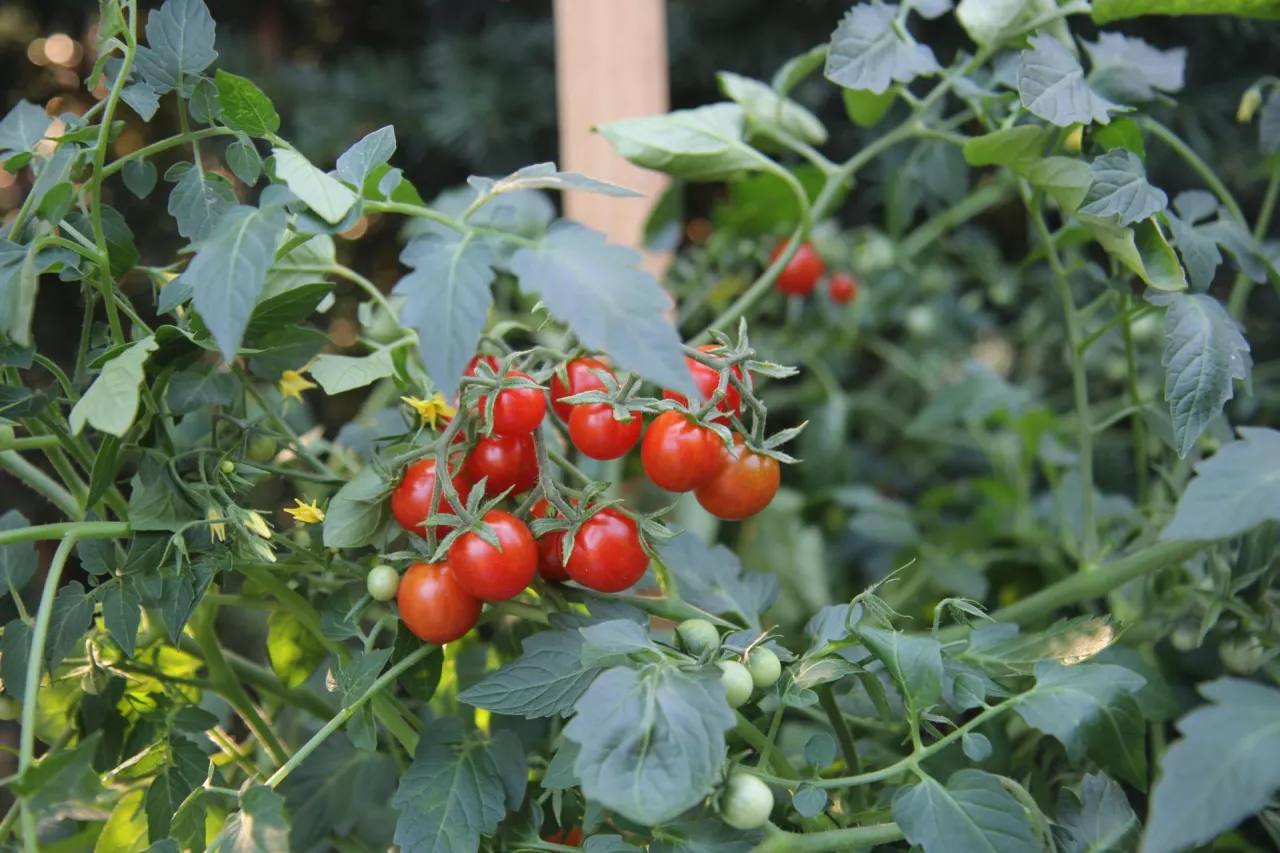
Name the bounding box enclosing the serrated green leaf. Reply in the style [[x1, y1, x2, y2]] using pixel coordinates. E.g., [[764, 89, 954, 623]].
[[45, 581, 92, 673], [1079, 150, 1168, 225], [168, 166, 236, 241], [186, 203, 289, 362], [144, 741, 208, 843], [1019, 35, 1122, 127], [70, 335, 158, 437], [209, 786, 290, 853], [565, 663, 735, 826], [279, 737, 396, 850], [244, 326, 327, 380], [273, 148, 357, 224], [166, 365, 237, 414], [0, 101, 53, 160], [391, 628, 442, 702], [859, 626, 943, 709], [102, 579, 141, 657], [215, 69, 280, 136], [1014, 660, 1148, 788], [459, 629, 600, 718], [393, 232, 495, 400], [824, 3, 940, 95], [1084, 33, 1185, 104], [511, 221, 694, 397], [67, 206, 138, 279], [392, 725, 509, 853], [160, 559, 215, 643], [1143, 679, 1280, 853], [656, 528, 777, 628], [893, 769, 1038, 853], [128, 455, 198, 532], [718, 71, 827, 145], [597, 103, 763, 182], [133, 0, 217, 95], [1162, 427, 1280, 540], [1056, 772, 1138, 853]]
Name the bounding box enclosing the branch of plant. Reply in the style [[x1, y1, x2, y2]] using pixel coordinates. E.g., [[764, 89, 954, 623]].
[[0, 451, 81, 518], [1227, 161, 1280, 318], [816, 685, 865, 809], [264, 643, 436, 788], [0, 520, 128, 547], [99, 126, 238, 180], [176, 633, 336, 719], [750, 822, 906, 853]]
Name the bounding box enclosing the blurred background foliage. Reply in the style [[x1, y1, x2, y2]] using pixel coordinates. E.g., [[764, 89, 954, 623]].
[[3, 0, 1279, 617]]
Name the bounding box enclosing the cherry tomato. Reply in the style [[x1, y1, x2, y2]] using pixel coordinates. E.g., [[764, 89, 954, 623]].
[[366, 565, 400, 601], [718, 661, 753, 708], [564, 508, 648, 593], [448, 509, 538, 601], [550, 357, 613, 423], [466, 354, 500, 377], [529, 498, 570, 582], [663, 345, 744, 422], [677, 618, 720, 657], [464, 433, 539, 497], [771, 240, 826, 297], [546, 828, 584, 846], [828, 271, 858, 304], [397, 561, 482, 644], [641, 411, 725, 492], [391, 458, 471, 535], [720, 773, 774, 830], [694, 435, 780, 520], [568, 403, 642, 460], [482, 371, 546, 434], [745, 647, 781, 687]]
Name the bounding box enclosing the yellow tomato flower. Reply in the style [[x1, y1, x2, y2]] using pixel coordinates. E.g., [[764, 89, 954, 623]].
[[401, 393, 456, 429], [1238, 86, 1263, 123], [284, 499, 325, 525], [241, 509, 273, 539], [280, 368, 318, 403], [206, 507, 226, 542]]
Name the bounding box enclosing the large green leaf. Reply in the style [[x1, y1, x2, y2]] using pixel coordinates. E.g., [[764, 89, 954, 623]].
[[336, 126, 397, 189], [279, 738, 396, 850], [309, 351, 394, 395], [168, 167, 236, 241], [214, 70, 279, 136], [1152, 291, 1250, 459], [959, 617, 1117, 677], [69, 335, 158, 438], [128, 455, 199, 532], [458, 629, 600, 719], [596, 104, 763, 182], [185, 204, 288, 362], [209, 786, 291, 853], [1018, 35, 1122, 127], [1014, 660, 1148, 788], [392, 722, 510, 853], [144, 740, 208, 843], [1143, 679, 1280, 853], [656, 528, 777, 628], [1056, 772, 1138, 853], [132, 0, 217, 95], [648, 819, 764, 853], [1162, 427, 1280, 541], [0, 100, 53, 161], [101, 579, 142, 658], [511, 221, 694, 396], [859, 627, 944, 710], [824, 3, 940, 94], [393, 232, 496, 400], [963, 125, 1051, 172], [564, 663, 735, 826], [1080, 215, 1187, 292], [955, 0, 1031, 47], [717, 71, 827, 145], [166, 365, 237, 415], [893, 769, 1038, 853]]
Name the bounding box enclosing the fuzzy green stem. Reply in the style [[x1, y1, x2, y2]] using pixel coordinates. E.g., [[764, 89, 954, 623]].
[[192, 616, 291, 767], [99, 127, 237, 180], [0, 520, 128, 547], [817, 685, 865, 809], [750, 822, 905, 853], [0, 451, 81, 518], [0, 435, 62, 452]]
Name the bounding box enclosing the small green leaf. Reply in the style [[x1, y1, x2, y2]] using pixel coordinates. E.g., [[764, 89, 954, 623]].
[[132, 0, 217, 95], [45, 581, 92, 674], [772, 45, 828, 96], [160, 559, 215, 643], [459, 629, 600, 719], [323, 465, 394, 548], [209, 786, 291, 853], [226, 137, 262, 185], [144, 741, 207, 843], [1027, 156, 1093, 213], [0, 101, 53, 160], [1018, 35, 1122, 127], [1055, 772, 1138, 853], [391, 627, 442, 702], [1080, 215, 1187, 292], [1, 618, 30, 699], [1084, 32, 1186, 103], [1079, 149, 1168, 225], [718, 71, 827, 145], [1143, 679, 1280, 853], [70, 335, 158, 437], [273, 148, 358, 224], [565, 663, 735, 826], [597, 104, 763, 182], [187, 75, 219, 123], [963, 125, 1051, 171], [842, 88, 897, 128], [267, 610, 326, 689], [859, 626, 944, 709], [214, 69, 280, 136], [0, 510, 37, 595], [1152, 291, 1250, 458], [166, 365, 237, 414], [1163, 427, 1280, 541], [511, 221, 694, 397], [1014, 660, 1148, 788], [309, 351, 394, 395], [244, 326, 328, 380], [101, 579, 142, 658], [336, 126, 397, 188], [128, 455, 199, 532], [824, 3, 940, 94], [122, 158, 157, 198], [893, 769, 1038, 853], [956, 0, 1031, 47], [335, 648, 391, 707], [792, 784, 828, 818], [168, 166, 236, 241], [1092, 117, 1146, 159]]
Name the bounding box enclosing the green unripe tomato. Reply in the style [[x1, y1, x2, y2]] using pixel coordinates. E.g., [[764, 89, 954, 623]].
[[80, 666, 109, 696], [367, 565, 401, 602], [247, 434, 278, 463], [1219, 636, 1265, 674], [718, 661, 754, 708], [677, 619, 720, 657], [720, 773, 774, 830], [745, 647, 781, 688], [905, 305, 937, 337], [0, 424, 14, 446], [219, 459, 236, 475], [1169, 625, 1199, 653]]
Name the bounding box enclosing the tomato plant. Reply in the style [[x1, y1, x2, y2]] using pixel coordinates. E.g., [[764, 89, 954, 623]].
[[3, 1, 1280, 852]]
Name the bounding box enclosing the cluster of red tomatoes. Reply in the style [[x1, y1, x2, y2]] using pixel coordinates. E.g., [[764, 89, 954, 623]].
[[771, 239, 858, 304], [385, 349, 782, 646]]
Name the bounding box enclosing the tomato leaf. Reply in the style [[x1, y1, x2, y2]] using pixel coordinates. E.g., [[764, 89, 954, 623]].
[[564, 663, 735, 826], [596, 104, 763, 182], [859, 627, 944, 710], [45, 581, 92, 674], [214, 70, 280, 137], [132, 0, 217, 96], [963, 125, 1051, 171], [955, 0, 1031, 47], [0, 510, 37, 596], [458, 629, 601, 719], [309, 351, 394, 395], [718, 71, 827, 145], [336, 126, 397, 189], [394, 232, 496, 401], [267, 610, 326, 689], [656, 528, 778, 629], [143, 741, 208, 843], [1055, 772, 1138, 853], [824, 3, 940, 95], [272, 148, 358, 225], [1079, 150, 1168, 225], [1083, 32, 1186, 103], [1162, 427, 1280, 541], [101, 578, 142, 658], [209, 786, 291, 853], [226, 136, 262, 185], [168, 166, 236, 241], [69, 335, 158, 438], [166, 365, 237, 415], [0, 100, 52, 161], [647, 819, 764, 853], [1143, 679, 1280, 853], [323, 465, 395, 548], [470, 162, 642, 199], [511, 221, 695, 396], [1018, 35, 1123, 127], [1, 618, 31, 699], [893, 769, 1038, 853], [279, 738, 397, 851], [1013, 660, 1148, 788], [122, 158, 157, 198]]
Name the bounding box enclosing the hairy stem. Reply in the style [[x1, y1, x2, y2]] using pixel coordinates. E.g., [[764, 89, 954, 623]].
[[750, 822, 905, 853], [817, 685, 865, 809], [0, 451, 81, 518], [192, 615, 291, 767], [0, 520, 128, 547]]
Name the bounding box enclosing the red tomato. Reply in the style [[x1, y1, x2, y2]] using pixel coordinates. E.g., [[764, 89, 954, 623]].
[[546, 828, 584, 846], [391, 458, 471, 535], [641, 411, 725, 492], [465, 354, 500, 376], [529, 498, 570, 582], [550, 357, 613, 423], [695, 435, 781, 520], [449, 510, 538, 601], [828, 272, 858, 304], [663, 345, 743, 422], [482, 371, 546, 434], [568, 403, 642, 460], [771, 240, 826, 296], [565, 508, 648, 593], [464, 433, 539, 497], [397, 561, 482, 644]]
